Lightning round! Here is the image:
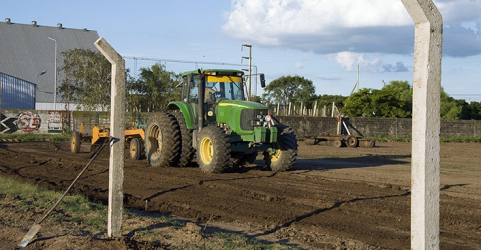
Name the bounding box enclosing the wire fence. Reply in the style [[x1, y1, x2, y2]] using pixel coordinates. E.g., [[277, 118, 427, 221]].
[[123, 56, 259, 97], [449, 94, 481, 102]]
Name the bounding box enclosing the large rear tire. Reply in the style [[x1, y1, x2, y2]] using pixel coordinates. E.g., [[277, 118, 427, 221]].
[[264, 124, 298, 172], [71, 131, 81, 153], [172, 112, 195, 167], [144, 112, 181, 167], [197, 126, 231, 173]]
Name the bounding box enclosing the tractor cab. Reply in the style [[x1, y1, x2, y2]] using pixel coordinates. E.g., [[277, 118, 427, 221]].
[[179, 69, 246, 127]]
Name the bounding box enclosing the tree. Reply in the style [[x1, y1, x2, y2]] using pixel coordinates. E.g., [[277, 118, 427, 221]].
[[460, 101, 481, 120], [313, 94, 348, 111], [58, 48, 111, 111], [440, 88, 462, 120], [342, 81, 412, 118], [342, 88, 375, 117], [262, 75, 316, 107], [128, 63, 181, 112], [250, 95, 263, 103]]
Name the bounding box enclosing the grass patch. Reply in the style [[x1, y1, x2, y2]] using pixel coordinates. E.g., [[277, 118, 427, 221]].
[[0, 133, 70, 142], [0, 175, 107, 231], [371, 136, 481, 143], [0, 175, 301, 249], [209, 232, 296, 250], [440, 136, 481, 143]]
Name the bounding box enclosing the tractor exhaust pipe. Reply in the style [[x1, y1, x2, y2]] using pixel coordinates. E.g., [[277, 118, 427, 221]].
[[197, 69, 204, 131]]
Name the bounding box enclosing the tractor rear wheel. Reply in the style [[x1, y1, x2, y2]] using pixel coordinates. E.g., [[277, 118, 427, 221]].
[[264, 124, 298, 172], [172, 112, 195, 167], [129, 138, 142, 160], [197, 125, 231, 173], [71, 131, 81, 153], [144, 112, 181, 167]]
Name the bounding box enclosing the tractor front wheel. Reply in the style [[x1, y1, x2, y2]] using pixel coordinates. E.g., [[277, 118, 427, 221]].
[[197, 126, 231, 173], [129, 138, 142, 160], [264, 124, 298, 172], [144, 112, 181, 167]]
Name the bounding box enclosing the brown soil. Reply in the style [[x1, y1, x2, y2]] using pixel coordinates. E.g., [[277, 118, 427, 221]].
[[0, 140, 480, 249]]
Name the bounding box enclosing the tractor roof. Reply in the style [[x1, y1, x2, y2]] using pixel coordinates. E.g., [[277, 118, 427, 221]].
[[181, 69, 244, 77]]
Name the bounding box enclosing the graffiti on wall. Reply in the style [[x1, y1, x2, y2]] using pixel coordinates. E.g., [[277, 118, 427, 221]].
[[1, 113, 18, 133], [16, 111, 41, 132], [1, 111, 41, 133], [47, 111, 62, 132]]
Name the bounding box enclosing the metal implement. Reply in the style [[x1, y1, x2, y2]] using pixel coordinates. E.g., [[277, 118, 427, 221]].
[[304, 116, 375, 148], [71, 123, 144, 160], [18, 137, 113, 248]]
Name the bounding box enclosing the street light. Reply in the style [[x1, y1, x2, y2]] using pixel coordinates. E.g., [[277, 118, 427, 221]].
[[48, 37, 57, 110], [35, 70, 46, 109], [36, 70, 46, 85]]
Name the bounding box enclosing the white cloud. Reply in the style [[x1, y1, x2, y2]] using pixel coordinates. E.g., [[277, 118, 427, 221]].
[[222, 0, 481, 57], [223, 0, 410, 44], [295, 62, 304, 68], [327, 52, 381, 72]]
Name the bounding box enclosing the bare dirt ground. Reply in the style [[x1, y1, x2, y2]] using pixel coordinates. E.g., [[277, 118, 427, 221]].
[[0, 140, 480, 249]]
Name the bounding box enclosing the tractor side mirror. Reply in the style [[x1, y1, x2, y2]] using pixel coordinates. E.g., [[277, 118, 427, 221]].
[[260, 73, 266, 88]]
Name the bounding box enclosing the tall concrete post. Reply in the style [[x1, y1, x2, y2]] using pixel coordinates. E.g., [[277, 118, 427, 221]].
[[94, 37, 125, 238], [401, 0, 443, 249]]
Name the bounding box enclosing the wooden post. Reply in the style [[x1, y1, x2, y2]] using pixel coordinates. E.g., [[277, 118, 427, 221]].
[[94, 37, 125, 238], [401, 0, 443, 249]]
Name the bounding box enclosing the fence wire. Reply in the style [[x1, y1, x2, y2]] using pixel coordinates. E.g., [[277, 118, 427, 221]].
[[123, 56, 258, 97]]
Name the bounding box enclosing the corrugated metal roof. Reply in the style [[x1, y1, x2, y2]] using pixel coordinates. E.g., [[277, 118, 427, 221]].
[[0, 20, 100, 104]]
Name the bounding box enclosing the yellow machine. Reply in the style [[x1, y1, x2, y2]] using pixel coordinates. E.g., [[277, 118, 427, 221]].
[[71, 123, 145, 160]]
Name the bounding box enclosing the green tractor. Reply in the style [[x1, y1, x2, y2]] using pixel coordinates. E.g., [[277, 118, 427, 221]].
[[144, 69, 297, 173]]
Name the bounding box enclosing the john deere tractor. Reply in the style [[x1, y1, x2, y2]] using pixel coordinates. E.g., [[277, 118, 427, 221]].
[[144, 69, 297, 173]]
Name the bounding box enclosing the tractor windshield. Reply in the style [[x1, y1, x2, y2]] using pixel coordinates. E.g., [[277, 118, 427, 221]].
[[205, 76, 244, 102]]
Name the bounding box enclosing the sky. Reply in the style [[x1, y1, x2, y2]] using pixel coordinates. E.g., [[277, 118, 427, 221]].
[[2, 0, 481, 101]]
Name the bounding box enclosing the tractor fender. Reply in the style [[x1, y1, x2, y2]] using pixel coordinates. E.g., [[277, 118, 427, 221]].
[[168, 102, 195, 130]]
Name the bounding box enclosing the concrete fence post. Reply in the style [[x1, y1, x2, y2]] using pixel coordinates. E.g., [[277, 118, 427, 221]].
[[401, 0, 443, 249], [94, 37, 125, 238]]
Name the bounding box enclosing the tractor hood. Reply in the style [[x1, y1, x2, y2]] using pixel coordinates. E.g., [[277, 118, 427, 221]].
[[217, 100, 267, 110], [216, 100, 269, 134]]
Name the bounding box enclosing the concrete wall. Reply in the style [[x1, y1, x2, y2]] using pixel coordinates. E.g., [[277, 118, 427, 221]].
[[1, 109, 480, 138], [1, 109, 64, 134], [275, 116, 481, 138]]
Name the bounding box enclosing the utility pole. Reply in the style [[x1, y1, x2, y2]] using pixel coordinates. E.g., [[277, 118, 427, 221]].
[[350, 65, 360, 95], [241, 44, 252, 101], [356, 65, 359, 93]]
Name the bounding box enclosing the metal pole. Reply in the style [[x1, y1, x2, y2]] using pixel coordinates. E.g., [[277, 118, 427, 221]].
[[248, 46, 252, 100], [48, 37, 57, 110], [356, 65, 359, 93], [242, 44, 252, 101]]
